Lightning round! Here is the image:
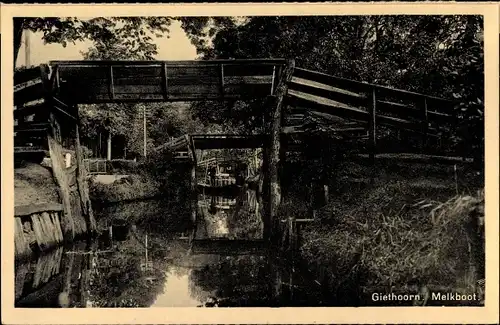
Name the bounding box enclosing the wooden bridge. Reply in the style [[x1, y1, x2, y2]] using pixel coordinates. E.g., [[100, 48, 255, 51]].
[[155, 63, 457, 163], [14, 58, 462, 242], [15, 59, 457, 159]]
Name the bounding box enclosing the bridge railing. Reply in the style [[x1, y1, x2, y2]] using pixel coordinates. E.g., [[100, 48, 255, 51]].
[[288, 67, 457, 136]]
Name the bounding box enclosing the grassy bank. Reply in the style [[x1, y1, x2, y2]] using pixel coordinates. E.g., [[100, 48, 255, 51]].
[[289, 159, 484, 306], [88, 174, 163, 204]]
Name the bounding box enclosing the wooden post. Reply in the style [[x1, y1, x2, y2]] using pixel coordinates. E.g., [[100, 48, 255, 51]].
[[109, 66, 115, 100], [369, 88, 377, 165], [48, 131, 75, 240], [75, 123, 97, 233], [421, 97, 429, 152], [187, 135, 197, 224], [219, 64, 225, 98], [107, 132, 112, 161], [143, 105, 147, 158], [263, 59, 295, 241], [162, 62, 168, 100]]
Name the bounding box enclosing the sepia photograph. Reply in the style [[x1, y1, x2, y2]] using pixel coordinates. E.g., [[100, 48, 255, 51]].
[[2, 3, 499, 324]]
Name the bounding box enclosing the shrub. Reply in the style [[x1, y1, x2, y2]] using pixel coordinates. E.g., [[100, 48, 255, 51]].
[[88, 174, 161, 204]]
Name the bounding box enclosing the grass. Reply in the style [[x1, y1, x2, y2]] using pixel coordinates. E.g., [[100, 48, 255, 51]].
[[295, 159, 484, 306]]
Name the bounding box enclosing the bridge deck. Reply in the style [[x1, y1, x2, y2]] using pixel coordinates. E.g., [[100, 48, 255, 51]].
[[50, 59, 286, 103]]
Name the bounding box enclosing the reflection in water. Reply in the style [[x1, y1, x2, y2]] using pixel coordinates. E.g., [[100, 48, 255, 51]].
[[15, 186, 319, 308], [152, 268, 202, 307]]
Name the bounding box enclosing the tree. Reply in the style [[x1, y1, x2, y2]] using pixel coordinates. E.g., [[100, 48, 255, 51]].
[[14, 17, 172, 65], [182, 15, 484, 157]]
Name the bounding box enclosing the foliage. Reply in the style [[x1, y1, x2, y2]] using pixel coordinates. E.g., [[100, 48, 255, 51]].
[[19, 17, 171, 59]]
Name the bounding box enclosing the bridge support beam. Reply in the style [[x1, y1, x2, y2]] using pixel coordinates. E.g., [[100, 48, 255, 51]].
[[263, 59, 295, 241], [187, 135, 198, 223]]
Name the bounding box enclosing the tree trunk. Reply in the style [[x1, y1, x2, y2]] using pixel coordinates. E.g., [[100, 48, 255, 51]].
[[263, 59, 295, 241]]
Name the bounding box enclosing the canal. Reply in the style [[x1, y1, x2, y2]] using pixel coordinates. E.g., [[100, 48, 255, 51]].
[[14, 186, 327, 308]]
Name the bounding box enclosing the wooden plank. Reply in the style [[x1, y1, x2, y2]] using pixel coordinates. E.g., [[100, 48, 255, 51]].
[[428, 110, 454, 124], [369, 88, 377, 164], [112, 66, 162, 78], [55, 65, 60, 90], [14, 125, 50, 134], [15, 217, 29, 257], [377, 99, 419, 118], [287, 90, 436, 134], [294, 67, 370, 94], [192, 136, 265, 150], [164, 84, 221, 95], [14, 103, 45, 119], [61, 82, 163, 95], [224, 83, 272, 96], [75, 124, 97, 233], [270, 65, 277, 94], [52, 104, 77, 121], [162, 62, 168, 100], [225, 76, 273, 85], [293, 67, 455, 109], [422, 97, 429, 149], [168, 67, 220, 79], [352, 153, 474, 164], [289, 77, 366, 107], [288, 89, 369, 121], [50, 212, 63, 243], [14, 66, 43, 85], [31, 214, 44, 251], [376, 100, 452, 123], [107, 76, 162, 86], [41, 212, 56, 247], [47, 131, 75, 240], [223, 64, 275, 77], [57, 66, 108, 80], [58, 93, 269, 103], [14, 83, 45, 106], [50, 59, 287, 66], [109, 66, 115, 100], [219, 64, 225, 98], [14, 203, 64, 217], [191, 239, 269, 255]]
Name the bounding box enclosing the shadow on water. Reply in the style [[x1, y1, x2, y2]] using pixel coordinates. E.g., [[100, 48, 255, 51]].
[[14, 184, 342, 308]]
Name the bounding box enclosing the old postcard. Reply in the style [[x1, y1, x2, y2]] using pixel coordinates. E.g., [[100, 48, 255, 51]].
[[1, 2, 499, 324]]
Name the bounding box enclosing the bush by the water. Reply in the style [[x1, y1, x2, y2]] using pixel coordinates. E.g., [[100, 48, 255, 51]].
[[89, 174, 162, 204], [105, 159, 142, 174]]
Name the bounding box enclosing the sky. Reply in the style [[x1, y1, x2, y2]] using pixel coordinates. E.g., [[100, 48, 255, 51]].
[[15, 20, 198, 67]]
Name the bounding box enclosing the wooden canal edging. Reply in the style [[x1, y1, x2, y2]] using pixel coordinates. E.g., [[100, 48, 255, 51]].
[[14, 65, 97, 259], [14, 204, 64, 258]]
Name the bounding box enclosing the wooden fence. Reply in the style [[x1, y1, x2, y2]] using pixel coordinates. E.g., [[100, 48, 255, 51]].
[[83, 158, 107, 175]]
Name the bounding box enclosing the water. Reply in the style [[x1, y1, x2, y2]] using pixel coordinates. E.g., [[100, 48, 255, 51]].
[[14, 187, 325, 308]]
